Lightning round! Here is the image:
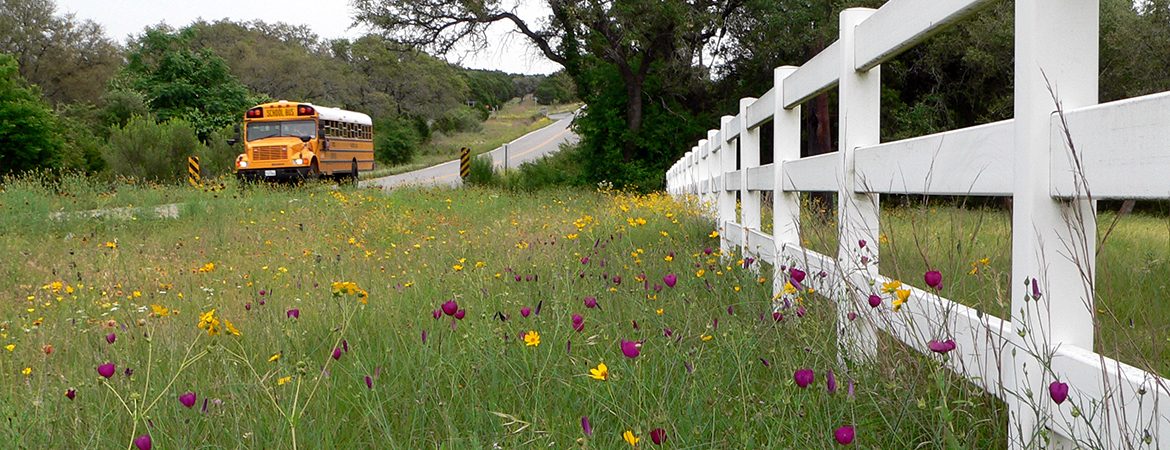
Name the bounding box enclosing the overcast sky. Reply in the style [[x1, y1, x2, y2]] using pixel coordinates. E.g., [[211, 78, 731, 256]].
[[53, 0, 562, 75]]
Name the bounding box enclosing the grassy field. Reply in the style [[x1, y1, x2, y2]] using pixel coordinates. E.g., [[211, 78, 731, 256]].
[[779, 196, 1170, 377], [365, 99, 582, 179], [0, 175, 1005, 448]]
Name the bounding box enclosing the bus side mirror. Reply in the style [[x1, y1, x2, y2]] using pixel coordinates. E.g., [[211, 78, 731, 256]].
[[229, 125, 240, 145], [227, 138, 237, 145], [234, 124, 240, 134], [300, 135, 311, 143]]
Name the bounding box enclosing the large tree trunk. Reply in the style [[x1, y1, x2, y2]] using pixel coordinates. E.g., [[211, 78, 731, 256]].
[[624, 79, 644, 163]]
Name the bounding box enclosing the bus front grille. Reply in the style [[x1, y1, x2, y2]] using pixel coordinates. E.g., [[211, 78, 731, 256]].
[[253, 146, 287, 161]]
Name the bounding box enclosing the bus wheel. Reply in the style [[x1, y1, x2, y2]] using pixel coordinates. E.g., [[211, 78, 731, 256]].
[[307, 160, 321, 180], [349, 159, 359, 183]]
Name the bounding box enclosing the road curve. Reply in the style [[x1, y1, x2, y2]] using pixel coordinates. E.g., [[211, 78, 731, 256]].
[[361, 111, 579, 190]]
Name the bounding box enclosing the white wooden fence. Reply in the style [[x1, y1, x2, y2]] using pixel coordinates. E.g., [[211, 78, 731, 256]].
[[665, 0, 1170, 448]]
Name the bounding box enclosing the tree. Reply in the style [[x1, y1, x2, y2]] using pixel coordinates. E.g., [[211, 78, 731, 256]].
[[534, 70, 576, 104], [0, 54, 62, 174], [353, 0, 742, 183], [0, 0, 121, 106], [350, 35, 468, 119], [119, 27, 252, 140]]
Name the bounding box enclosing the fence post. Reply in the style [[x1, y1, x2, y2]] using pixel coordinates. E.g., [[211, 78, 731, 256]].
[[717, 118, 735, 254], [772, 67, 801, 299], [739, 98, 760, 255], [837, 7, 881, 362], [1010, 0, 1098, 446], [698, 139, 711, 212]]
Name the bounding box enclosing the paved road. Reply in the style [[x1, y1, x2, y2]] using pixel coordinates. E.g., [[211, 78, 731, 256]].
[[361, 111, 579, 190]]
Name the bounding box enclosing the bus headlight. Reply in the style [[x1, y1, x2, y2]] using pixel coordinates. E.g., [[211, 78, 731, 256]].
[[294, 158, 304, 165], [239, 161, 248, 168]]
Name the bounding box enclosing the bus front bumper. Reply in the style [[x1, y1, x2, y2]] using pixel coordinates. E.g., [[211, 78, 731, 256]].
[[236, 167, 313, 181]]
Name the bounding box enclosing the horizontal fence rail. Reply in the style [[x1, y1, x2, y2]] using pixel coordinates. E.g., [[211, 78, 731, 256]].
[[665, 0, 1170, 447]]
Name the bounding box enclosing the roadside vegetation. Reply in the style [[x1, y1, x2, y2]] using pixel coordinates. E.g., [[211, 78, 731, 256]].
[[0, 175, 1009, 448]]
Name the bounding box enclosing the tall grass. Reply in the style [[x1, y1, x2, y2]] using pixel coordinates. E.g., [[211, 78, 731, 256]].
[[0, 175, 1004, 448]]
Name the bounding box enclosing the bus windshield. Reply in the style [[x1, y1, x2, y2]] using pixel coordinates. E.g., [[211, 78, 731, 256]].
[[247, 120, 317, 142]]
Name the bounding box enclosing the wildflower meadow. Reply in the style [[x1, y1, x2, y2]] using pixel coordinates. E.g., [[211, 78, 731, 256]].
[[0, 174, 1011, 448]]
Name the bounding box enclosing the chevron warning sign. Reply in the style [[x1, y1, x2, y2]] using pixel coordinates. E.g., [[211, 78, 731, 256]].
[[460, 147, 470, 180], [188, 156, 200, 186]]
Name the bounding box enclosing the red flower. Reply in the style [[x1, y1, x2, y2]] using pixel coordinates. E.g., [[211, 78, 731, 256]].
[[1049, 381, 1069, 405], [835, 426, 854, 445], [97, 363, 115, 378], [650, 428, 667, 445], [794, 369, 814, 388], [924, 270, 942, 289]]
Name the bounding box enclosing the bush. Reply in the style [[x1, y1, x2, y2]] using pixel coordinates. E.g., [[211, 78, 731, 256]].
[[103, 116, 205, 183], [434, 105, 484, 134], [374, 116, 423, 166], [464, 153, 500, 187], [508, 142, 585, 191], [0, 54, 62, 175], [199, 125, 243, 177]]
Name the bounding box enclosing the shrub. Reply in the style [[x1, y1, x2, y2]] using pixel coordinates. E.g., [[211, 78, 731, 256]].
[[103, 116, 205, 183], [464, 153, 500, 187], [374, 116, 424, 166], [509, 142, 585, 191], [0, 54, 62, 175], [198, 125, 243, 177], [434, 105, 484, 134]]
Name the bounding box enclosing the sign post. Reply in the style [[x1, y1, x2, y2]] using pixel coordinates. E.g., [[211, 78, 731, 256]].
[[459, 147, 470, 180], [188, 156, 200, 186]]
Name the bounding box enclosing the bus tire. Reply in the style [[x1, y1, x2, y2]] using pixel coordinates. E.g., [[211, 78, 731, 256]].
[[307, 160, 321, 180], [349, 159, 359, 183]]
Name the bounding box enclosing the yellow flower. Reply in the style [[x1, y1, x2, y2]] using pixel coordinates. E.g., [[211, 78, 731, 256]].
[[701, 334, 713, 341], [881, 280, 903, 294], [269, 353, 281, 362], [696, 270, 705, 278], [623, 430, 639, 446], [105, 241, 117, 248], [452, 264, 464, 271], [132, 291, 141, 298], [22, 367, 31, 375], [656, 309, 663, 314], [278, 376, 291, 386], [5, 344, 14, 351], [223, 318, 241, 336], [151, 304, 170, 316], [588, 363, 608, 380], [199, 262, 215, 272], [893, 289, 911, 311], [524, 330, 541, 347], [197, 309, 220, 336], [664, 255, 673, 262], [708, 230, 719, 238]]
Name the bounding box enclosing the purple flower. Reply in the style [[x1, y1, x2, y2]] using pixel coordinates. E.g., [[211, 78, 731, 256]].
[[287, 309, 300, 319], [422, 330, 427, 343], [258, 300, 265, 306], [651, 427, 667, 445], [773, 312, 784, 322], [795, 306, 807, 317], [245, 303, 252, 311], [794, 369, 814, 388], [1049, 381, 1069, 405], [790, 268, 806, 283], [442, 300, 458, 316], [632, 320, 639, 330], [365, 376, 373, 389], [685, 361, 693, 373], [835, 426, 855, 445], [343, 340, 349, 353], [924, 270, 942, 289], [259, 289, 266, 296], [180, 392, 196, 408], [827, 370, 837, 393], [704, 247, 713, 255], [584, 297, 598, 308], [455, 309, 466, 320], [97, 363, 115, 378], [124, 367, 134, 376], [620, 339, 641, 358], [613, 276, 622, 285], [521, 307, 531, 317], [848, 379, 855, 397], [727, 305, 734, 315], [332, 348, 342, 360], [581, 416, 592, 436], [663, 328, 673, 337], [106, 332, 116, 344], [868, 295, 881, 308], [1032, 278, 1042, 299], [743, 257, 755, 268], [432, 309, 441, 319], [859, 240, 867, 249], [581, 257, 589, 264], [133, 434, 152, 450], [759, 358, 770, 367], [572, 314, 584, 332], [65, 389, 76, 400], [663, 274, 678, 287], [653, 284, 663, 292], [929, 340, 957, 354]]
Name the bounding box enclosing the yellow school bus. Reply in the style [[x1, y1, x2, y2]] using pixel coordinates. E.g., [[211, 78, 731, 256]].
[[233, 100, 374, 181]]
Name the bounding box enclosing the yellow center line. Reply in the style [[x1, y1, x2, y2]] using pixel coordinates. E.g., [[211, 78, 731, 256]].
[[493, 126, 571, 166]]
